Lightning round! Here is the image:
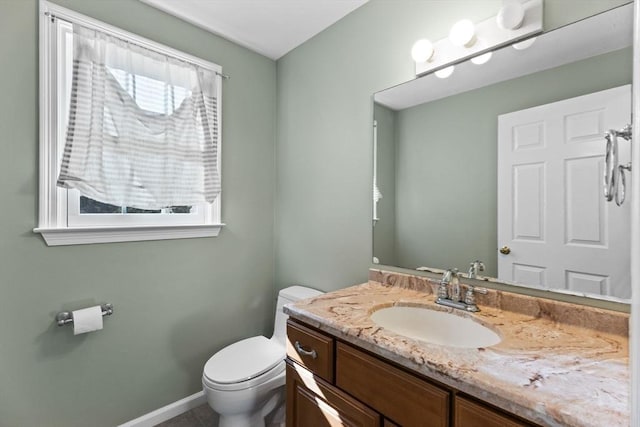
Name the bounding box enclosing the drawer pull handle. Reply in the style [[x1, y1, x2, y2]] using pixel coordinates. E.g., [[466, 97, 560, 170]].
[[294, 341, 318, 359]]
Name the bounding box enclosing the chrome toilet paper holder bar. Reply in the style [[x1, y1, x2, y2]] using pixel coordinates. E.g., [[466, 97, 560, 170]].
[[56, 304, 114, 326]]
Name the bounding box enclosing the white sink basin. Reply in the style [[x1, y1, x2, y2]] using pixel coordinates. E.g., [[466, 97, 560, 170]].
[[370, 306, 501, 348]]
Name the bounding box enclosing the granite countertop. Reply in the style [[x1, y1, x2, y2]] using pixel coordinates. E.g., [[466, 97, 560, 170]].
[[284, 274, 629, 427]]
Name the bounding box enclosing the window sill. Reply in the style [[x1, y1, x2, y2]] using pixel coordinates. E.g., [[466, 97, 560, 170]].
[[33, 224, 225, 246]]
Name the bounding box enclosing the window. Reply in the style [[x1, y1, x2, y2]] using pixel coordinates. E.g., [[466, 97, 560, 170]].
[[36, 1, 224, 246]]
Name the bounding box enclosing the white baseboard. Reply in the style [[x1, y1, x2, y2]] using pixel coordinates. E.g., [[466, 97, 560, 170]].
[[118, 391, 207, 427]]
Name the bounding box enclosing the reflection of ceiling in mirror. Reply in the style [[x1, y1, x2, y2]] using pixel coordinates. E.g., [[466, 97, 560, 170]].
[[375, 3, 632, 111]]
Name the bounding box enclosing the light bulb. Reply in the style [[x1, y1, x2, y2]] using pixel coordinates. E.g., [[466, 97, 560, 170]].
[[411, 39, 434, 63], [471, 51, 492, 65], [449, 19, 476, 48], [435, 66, 455, 79], [497, 1, 525, 30], [513, 37, 536, 50]]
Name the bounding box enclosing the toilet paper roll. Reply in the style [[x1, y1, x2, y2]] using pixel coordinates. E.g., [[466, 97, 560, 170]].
[[72, 306, 104, 335]]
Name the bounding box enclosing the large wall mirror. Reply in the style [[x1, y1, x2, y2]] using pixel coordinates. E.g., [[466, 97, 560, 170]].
[[372, 3, 633, 302]]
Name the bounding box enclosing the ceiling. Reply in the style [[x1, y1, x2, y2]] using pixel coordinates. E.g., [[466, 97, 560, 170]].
[[139, 0, 369, 60]]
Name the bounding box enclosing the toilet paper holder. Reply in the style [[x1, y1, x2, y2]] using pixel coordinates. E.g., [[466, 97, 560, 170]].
[[56, 303, 114, 326]]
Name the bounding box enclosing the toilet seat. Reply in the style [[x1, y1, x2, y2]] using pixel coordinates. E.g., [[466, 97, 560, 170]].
[[203, 362, 285, 392], [203, 336, 285, 391]]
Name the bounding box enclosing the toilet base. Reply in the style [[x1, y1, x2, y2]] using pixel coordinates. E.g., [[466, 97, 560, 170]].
[[217, 391, 282, 427]]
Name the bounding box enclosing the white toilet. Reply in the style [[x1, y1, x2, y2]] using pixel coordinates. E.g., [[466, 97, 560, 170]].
[[202, 286, 323, 427]]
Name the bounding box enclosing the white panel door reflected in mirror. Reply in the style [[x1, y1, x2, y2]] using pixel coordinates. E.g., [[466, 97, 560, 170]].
[[497, 86, 631, 299]]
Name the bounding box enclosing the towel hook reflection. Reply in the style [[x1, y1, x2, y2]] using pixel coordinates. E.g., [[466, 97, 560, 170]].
[[604, 124, 632, 205]]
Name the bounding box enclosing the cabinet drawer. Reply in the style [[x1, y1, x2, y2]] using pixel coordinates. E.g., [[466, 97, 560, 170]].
[[286, 361, 380, 427], [286, 320, 335, 382], [336, 342, 450, 427], [454, 396, 531, 427]]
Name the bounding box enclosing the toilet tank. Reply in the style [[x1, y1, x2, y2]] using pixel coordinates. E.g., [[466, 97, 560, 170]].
[[271, 286, 323, 346]]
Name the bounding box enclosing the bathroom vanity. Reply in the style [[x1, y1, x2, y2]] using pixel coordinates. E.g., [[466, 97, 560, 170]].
[[284, 270, 629, 427], [286, 320, 531, 426]]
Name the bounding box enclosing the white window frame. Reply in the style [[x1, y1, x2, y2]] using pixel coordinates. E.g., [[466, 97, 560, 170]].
[[35, 1, 224, 246]]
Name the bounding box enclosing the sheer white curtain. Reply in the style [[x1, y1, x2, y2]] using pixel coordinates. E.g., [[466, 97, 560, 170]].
[[57, 26, 220, 209]]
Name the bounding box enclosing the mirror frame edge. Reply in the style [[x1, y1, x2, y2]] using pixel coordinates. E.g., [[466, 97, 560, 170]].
[[629, 0, 639, 424]]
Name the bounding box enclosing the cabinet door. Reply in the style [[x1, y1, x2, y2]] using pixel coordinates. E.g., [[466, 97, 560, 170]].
[[336, 342, 450, 427], [286, 361, 380, 427], [455, 396, 531, 427]]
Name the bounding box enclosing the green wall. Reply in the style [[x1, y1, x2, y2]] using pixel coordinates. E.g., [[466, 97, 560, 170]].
[[0, 1, 276, 426], [275, 0, 630, 292]]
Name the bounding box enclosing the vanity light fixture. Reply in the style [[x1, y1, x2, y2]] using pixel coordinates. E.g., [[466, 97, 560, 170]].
[[434, 66, 455, 79], [513, 37, 536, 50], [412, 0, 542, 77], [449, 19, 476, 47], [496, 1, 526, 30], [411, 39, 435, 63]]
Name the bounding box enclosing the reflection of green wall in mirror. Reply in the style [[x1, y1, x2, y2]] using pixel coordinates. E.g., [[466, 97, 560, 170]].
[[373, 103, 397, 265], [375, 47, 632, 275]]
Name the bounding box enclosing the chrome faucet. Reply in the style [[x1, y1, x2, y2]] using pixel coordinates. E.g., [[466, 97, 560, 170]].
[[436, 268, 487, 312], [467, 260, 485, 279], [463, 284, 488, 312]]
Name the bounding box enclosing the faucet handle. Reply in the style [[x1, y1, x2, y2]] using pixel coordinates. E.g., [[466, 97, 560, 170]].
[[471, 286, 488, 294], [437, 281, 449, 300], [467, 260, 485, 279], [470, 260, 485, 269], [464, 285, 488, 311]]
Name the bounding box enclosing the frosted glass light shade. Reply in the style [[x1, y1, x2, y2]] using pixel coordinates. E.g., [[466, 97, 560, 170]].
[[449, 19, 476, 47], [411, 39, 434, 63], [497, 1, 525, 30], [471, 51, 492, 65], [513, 37, 536, 50], [435, 65, 455, 78]]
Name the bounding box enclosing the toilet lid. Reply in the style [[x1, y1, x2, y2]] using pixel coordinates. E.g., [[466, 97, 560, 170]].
[[203, 336, 285, 384]]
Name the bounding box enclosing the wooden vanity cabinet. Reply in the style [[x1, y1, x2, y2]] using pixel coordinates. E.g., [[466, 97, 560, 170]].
[[286, 319, 536, 427]]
